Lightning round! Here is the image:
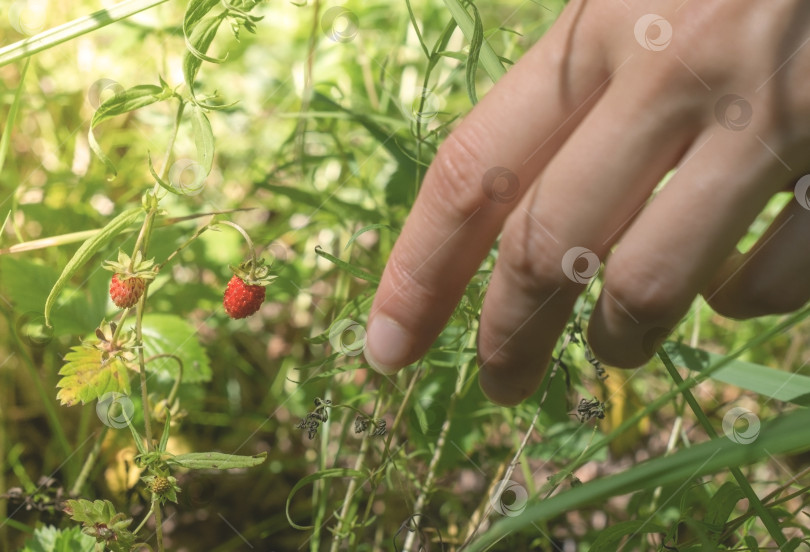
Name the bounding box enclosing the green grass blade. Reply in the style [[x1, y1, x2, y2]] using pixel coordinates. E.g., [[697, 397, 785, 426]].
[[442, 0, 506, 83], [465, 2, 484, 105], [44, 207, 143, 327], [467, 406, 810, 551], [0, 0, 169, 67], [664, 341, 810, 406], [0, 59, 28, 178], [314, 246, 380, 285], [659, 348, 787, 547]]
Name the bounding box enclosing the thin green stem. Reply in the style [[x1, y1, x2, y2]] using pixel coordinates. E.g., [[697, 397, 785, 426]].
[[122, 95, 186, 552], [659, 348, 788, 548], [357, 365, 423, 533], [144, 354, 183, 408], [70, 426, 109, 496], [217, 220, 258, 270], [133, 503, 155, 535], [111, 308, 131, 343], [310, 388, 332, 552], [403, 329, 476, 552], [329, 392, 383, 552], [154, 221, 212, 272], [153, 500, 164, 551]]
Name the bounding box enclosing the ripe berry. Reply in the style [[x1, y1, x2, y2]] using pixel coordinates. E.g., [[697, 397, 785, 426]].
[[109, 274, 145, 309], [223, 275, 265, 319], [103, 250, 155, 310]]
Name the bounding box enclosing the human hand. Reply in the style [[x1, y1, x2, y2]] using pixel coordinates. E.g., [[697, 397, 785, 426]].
[[364, 0, 810, 405]]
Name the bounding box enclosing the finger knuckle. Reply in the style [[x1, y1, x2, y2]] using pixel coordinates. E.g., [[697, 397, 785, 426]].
[[498, 214, 572, 293], [425, 128, 489, 220], [382, 250, 447, 317], [602, 265, 680, 325]]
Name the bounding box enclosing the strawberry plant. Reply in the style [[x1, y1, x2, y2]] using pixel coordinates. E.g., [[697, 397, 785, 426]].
[[1, 1, 271, 550]]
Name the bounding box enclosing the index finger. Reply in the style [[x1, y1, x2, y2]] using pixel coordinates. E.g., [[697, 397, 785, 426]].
[[364, 2, 609, 374]]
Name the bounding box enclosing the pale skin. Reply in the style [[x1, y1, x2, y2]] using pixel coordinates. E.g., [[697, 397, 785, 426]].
[[364, 0, 810, 406]]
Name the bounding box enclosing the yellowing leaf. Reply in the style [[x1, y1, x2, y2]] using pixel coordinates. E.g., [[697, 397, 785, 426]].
[[56, 346, 131, 406]]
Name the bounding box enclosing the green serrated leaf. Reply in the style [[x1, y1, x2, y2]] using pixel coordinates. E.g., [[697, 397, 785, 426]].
[[56, 346, 131, 406], [44, 207, 143, 328], [190, 104, 214, 175], [21, 524, 96, 552], [168, 451, 267, 470], [88, 84, 170, 176], [314, 246, 380, 285], [65, 499, 121, 525], [285, 468, 365, 530], [64, 499, 135, 552], [141, 314, 212, 383]]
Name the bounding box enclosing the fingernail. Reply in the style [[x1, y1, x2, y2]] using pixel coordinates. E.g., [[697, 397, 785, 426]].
[[365, 315, 412, 375]]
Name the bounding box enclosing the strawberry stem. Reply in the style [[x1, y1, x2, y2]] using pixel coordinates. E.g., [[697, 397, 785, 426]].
[[218, 220, 259, 278], [110, 308, 130, 344], [155, 220, 213, 273]]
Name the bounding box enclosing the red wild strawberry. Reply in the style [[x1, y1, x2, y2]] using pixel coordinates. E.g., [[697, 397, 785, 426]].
[[109, 274, 146, 308], [103, 250, 156, 310], [223, 275, 266, 319]]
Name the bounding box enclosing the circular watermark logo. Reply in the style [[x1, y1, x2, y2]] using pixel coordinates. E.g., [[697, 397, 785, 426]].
[[329, 319, 367, 356], [722, 406, 760, 444], [15, 311, 54, 347], [794, 174, 810, 210], [96, 392, 135, 429], [87, 78, 124, 110], [9, 0, 47, 36], [321, 6, 358, 43], [561, 247, 601, 284], [482, 167, 520, 204], [489, 479, 528, 517], [403, 87, 443, 124], [634, 14, 673, 52], [715, 94, 752, 131], [168, 158, 207, 195]]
